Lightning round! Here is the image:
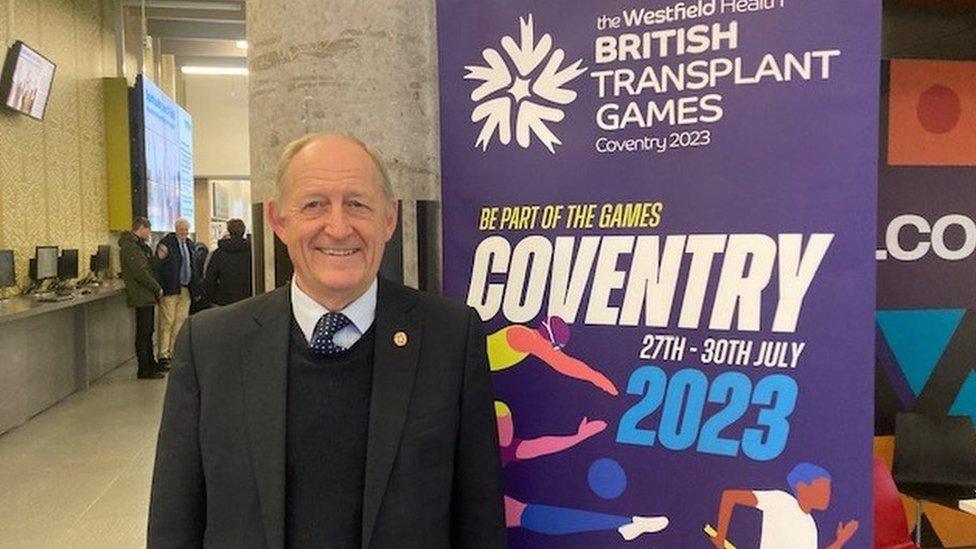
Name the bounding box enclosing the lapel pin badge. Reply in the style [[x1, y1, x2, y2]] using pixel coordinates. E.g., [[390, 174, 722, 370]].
[[393, 331, 408, 347]]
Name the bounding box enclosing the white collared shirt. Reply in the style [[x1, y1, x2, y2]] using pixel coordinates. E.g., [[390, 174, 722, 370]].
[[290, 278, 377, 349]]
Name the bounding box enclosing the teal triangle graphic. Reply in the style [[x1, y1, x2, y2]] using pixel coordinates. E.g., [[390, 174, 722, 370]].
[[876, 309, 965, 396], [949, 370, 976, 428]]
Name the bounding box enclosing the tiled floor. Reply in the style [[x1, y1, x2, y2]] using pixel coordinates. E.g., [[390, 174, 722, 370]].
[[0, 361, 167, 548]]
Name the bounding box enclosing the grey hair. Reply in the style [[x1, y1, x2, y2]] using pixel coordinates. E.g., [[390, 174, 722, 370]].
[[174, 218, 190, 230], [273, 132, 394, 201]]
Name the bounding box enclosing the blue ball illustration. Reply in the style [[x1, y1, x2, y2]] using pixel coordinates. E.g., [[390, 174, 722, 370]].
[[588, 458, 627, 499]]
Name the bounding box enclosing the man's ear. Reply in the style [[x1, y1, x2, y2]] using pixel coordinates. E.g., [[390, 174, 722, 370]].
[[267, 200, 287, 240], [384, 199, 398, 241]]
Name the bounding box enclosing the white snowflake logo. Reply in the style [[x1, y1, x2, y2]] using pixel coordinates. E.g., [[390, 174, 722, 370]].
[[464, 14, 587, 154]]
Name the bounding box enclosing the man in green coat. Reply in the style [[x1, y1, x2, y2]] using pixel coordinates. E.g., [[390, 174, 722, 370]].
[[119, 216, 165, 379]]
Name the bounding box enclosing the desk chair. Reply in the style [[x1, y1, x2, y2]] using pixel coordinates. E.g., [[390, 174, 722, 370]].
[[892, 412, 976, 546]]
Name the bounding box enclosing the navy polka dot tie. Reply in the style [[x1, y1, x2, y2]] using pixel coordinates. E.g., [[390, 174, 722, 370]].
[[309, 312, 351, 356]]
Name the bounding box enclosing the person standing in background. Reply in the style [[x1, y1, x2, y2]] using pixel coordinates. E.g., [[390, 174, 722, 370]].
[[155, 218, 195, 369], [189, 240, 211, 314], [118, 216, 164, 379], [203, 218, 252, 306]]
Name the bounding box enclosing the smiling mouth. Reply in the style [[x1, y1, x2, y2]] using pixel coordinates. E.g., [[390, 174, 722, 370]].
[[315, 247, 360, 257]]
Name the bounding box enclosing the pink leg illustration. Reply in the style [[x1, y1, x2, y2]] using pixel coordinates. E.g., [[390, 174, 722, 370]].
[[505, 495, 527, 527], [506, 325, 618, 395]]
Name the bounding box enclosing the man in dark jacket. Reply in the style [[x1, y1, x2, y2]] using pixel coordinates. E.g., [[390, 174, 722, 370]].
[[189, 241, 211, 314], [119, 216, 164, 379], [154, 218, 196, 368], [204, 218, 252, 306], [149, 134, 505, 548]]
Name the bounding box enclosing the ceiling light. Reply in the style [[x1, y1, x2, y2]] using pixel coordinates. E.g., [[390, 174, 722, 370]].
[[235, 40, 248, 50], [181, 66, 248, 75]]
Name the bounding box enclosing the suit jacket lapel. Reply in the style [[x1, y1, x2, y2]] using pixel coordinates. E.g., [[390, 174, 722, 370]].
[[241, 286, 291, 549], [362, 278, 421, 549]]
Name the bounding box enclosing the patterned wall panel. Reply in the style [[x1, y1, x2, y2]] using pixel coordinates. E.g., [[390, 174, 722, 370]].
[[876, 59, 976, 547], [0, 0, 114, 285]]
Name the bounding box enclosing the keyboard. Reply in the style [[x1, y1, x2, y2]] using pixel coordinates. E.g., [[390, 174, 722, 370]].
[[37, 293, 75, 302]]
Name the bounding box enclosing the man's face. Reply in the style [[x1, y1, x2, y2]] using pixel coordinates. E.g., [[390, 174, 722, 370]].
[[269, 137, 397, 309], [175, 224, 189, 240], [135, 225, 151, 240], [796, 477, 831, 511]]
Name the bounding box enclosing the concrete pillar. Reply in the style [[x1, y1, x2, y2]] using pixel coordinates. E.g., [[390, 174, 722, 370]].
[[122, 7, 148, 84], [159, 54, 178, 100], [247, 0, 440, 290], [193, 177, 211, 248]]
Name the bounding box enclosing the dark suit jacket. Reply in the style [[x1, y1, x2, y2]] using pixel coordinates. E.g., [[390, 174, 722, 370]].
[[148, 278, 507, 548], [155, 233, 197, 296]]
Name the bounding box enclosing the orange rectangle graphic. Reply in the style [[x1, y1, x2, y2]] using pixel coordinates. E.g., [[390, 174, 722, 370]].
[[888, 59, 976, 166]]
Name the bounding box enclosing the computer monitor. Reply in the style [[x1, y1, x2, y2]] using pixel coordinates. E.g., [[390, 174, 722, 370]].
[[96, 244, 110, 272], [58, 249, 78, 280], [35, 246, 58, 280], [0, 249, 14, 288]]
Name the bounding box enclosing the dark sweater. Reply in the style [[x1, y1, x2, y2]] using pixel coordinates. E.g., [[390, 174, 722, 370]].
[[204, 236, 252, 305], [285, 318, 375, 549]]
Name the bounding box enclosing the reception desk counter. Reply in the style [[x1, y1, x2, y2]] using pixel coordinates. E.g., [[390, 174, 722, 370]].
[[0, 280, 135, 435]]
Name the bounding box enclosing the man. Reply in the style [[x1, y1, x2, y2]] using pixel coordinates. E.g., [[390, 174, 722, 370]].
[[203, 217, 253, 306], [118, 216, 164, 379], [189, 240, 212, 314], [154, 218, 195, 368], [710, 462, 859, 549], [149, 134, 506, 548]]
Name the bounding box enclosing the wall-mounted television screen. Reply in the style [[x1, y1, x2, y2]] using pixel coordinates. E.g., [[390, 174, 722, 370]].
[[130, 75, 194, 234], [0, 41, 56, 120]]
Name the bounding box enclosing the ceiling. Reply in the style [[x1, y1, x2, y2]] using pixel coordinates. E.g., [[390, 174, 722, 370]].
[[127, 0, 247, 70]]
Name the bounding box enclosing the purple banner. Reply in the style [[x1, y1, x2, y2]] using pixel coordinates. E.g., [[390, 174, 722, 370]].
[[437, 1, 879, 547]]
